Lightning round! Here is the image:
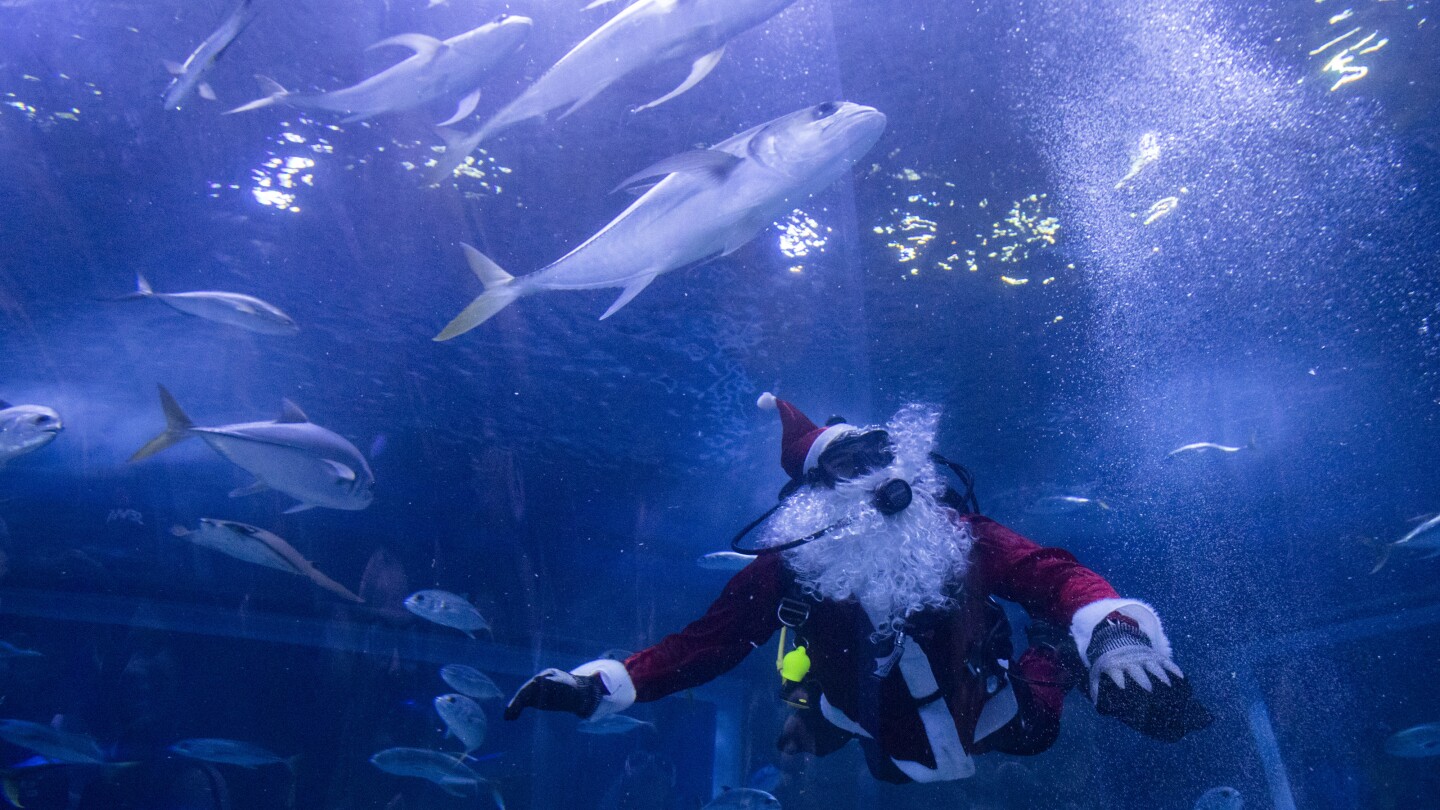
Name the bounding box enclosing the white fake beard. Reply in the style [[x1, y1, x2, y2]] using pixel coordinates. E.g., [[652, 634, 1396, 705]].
[[762, 404, 974, 637]]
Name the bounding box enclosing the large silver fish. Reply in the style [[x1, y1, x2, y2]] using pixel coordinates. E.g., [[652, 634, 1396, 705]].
[[434, 101, 886, 339], [228, 14, 532, 126], [115, 273, 298, 335], [440, 664, 504, 701], [163, 0, 260, 110], [369, 747, 483, 797], [0, 401, 62, 469], [170, 738, 290, 768], [131, 385, 374, 513], [1385, 723, 1440, 758], [434, 693, 487, 754], [0, 720, 104, 765], [404, 590, 490, 638], [429, 0, 799, 180], [171, 519, 363, 602]]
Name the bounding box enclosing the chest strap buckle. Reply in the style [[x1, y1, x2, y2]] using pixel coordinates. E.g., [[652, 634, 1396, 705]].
[[777, 597, 811, 628]]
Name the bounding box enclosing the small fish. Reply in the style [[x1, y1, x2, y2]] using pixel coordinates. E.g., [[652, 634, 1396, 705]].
[[169, 738, 289, 768], [434, 694, 487, 753], [0, 720, 104, 764], [229, 16, 530, 125], [1193, 787, 1243, 810], [0, 402, 63, 469], [112, 273, 298, 335], [576, 715, 654, 735], [171, 519, 363, 602], [405, 590, 490, 637], [1024, 495, 1111, 516], [440, 665, 503, 701], [697, 551, 753, 571], [1165, 432, 1256, 460], [703, 787, 782, 809], [163, 0, 260, 110], [1385, 723, 1440, 758], [131, 385, 374, 513], [0, 641, 42, 659], [433, 102, 885, 336], [369, 747, 483, 797]]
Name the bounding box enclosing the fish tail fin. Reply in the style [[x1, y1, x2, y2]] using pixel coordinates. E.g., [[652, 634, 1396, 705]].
[[100, 272, 154, 302], [425, 127, 484, 186], [434, 245, 521, 340], [2, 772, 22, 808], [226, 75, 289, 114], [130, 384, 196, 462]]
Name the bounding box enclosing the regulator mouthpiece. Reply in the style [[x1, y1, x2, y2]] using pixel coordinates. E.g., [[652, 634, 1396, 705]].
[[874, 478, 913, 516]]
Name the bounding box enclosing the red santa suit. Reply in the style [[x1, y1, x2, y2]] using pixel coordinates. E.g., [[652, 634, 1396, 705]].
[[568, 398, 1173, 783]]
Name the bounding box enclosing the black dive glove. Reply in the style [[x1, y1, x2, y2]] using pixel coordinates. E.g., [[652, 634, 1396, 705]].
[[1087, 620, 1214, 743], [503, 668, 607, 721]]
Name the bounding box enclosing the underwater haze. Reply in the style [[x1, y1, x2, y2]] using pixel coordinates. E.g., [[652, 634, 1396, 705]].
[[2, 0, 1440, 807]]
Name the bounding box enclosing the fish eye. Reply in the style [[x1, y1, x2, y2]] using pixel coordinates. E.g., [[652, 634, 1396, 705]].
[[813, 102, 839, 119], [31, 415, 51, 425]]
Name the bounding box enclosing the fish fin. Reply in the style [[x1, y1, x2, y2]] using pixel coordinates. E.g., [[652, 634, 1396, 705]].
[[460, 243, 515, 289], [611, 149, 741, 194], [136, 272, 154, 296], [323, 460, 358, 483], [583, 0, 623, 8], [1370, 544, 1393, 574], [439, 778, 477, 798], [558, 82, 611, 121], [2, 773, 21, 808], [631, 45, 725, 113], [425, 127, 484, 186], [438, 89, 482, 127], [434, 246, 520, 340], [163, 59, 185, 76], [198, 82, 217, 102], [599, 273, 658, 320], [367, 33, 447, 62], [229, 480, 269, 498], [130, 384, 196, 461], [226, 75, 289, 114], [169, 525, 190, 537], [284, 503, 316, 515], [276, 399, 309, 423], [622, 181, 658, 196]]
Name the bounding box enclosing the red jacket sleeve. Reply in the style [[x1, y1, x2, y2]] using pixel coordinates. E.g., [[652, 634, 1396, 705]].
[[624, 553, 786, 703], [968, 514, 1119, 626]]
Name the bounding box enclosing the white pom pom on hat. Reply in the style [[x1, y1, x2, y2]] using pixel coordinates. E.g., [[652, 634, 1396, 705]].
[[757, 392, 778, 411]]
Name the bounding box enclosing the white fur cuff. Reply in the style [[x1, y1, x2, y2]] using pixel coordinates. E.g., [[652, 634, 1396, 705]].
[[1069, 598, 1173, 663], [571, 658, 637, 719]]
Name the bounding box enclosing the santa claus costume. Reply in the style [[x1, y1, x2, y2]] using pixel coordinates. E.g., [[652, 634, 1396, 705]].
[[506, 395, 1210, 784]]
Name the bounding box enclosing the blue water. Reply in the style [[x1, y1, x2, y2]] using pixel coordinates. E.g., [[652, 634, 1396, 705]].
[[2, 0, 1440, 807]]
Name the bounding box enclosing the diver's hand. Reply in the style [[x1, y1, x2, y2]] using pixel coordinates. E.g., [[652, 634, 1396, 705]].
[[503, 668, 606, 721], [1086, 620, 1182, 702], [1087, 619, 1212, 742]]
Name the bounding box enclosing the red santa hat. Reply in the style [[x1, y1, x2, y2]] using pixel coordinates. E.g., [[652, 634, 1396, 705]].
[[757, 392, 857, 480]]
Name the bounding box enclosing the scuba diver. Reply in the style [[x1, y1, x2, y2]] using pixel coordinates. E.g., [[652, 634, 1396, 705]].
[[505, 395, 1212, 783]]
